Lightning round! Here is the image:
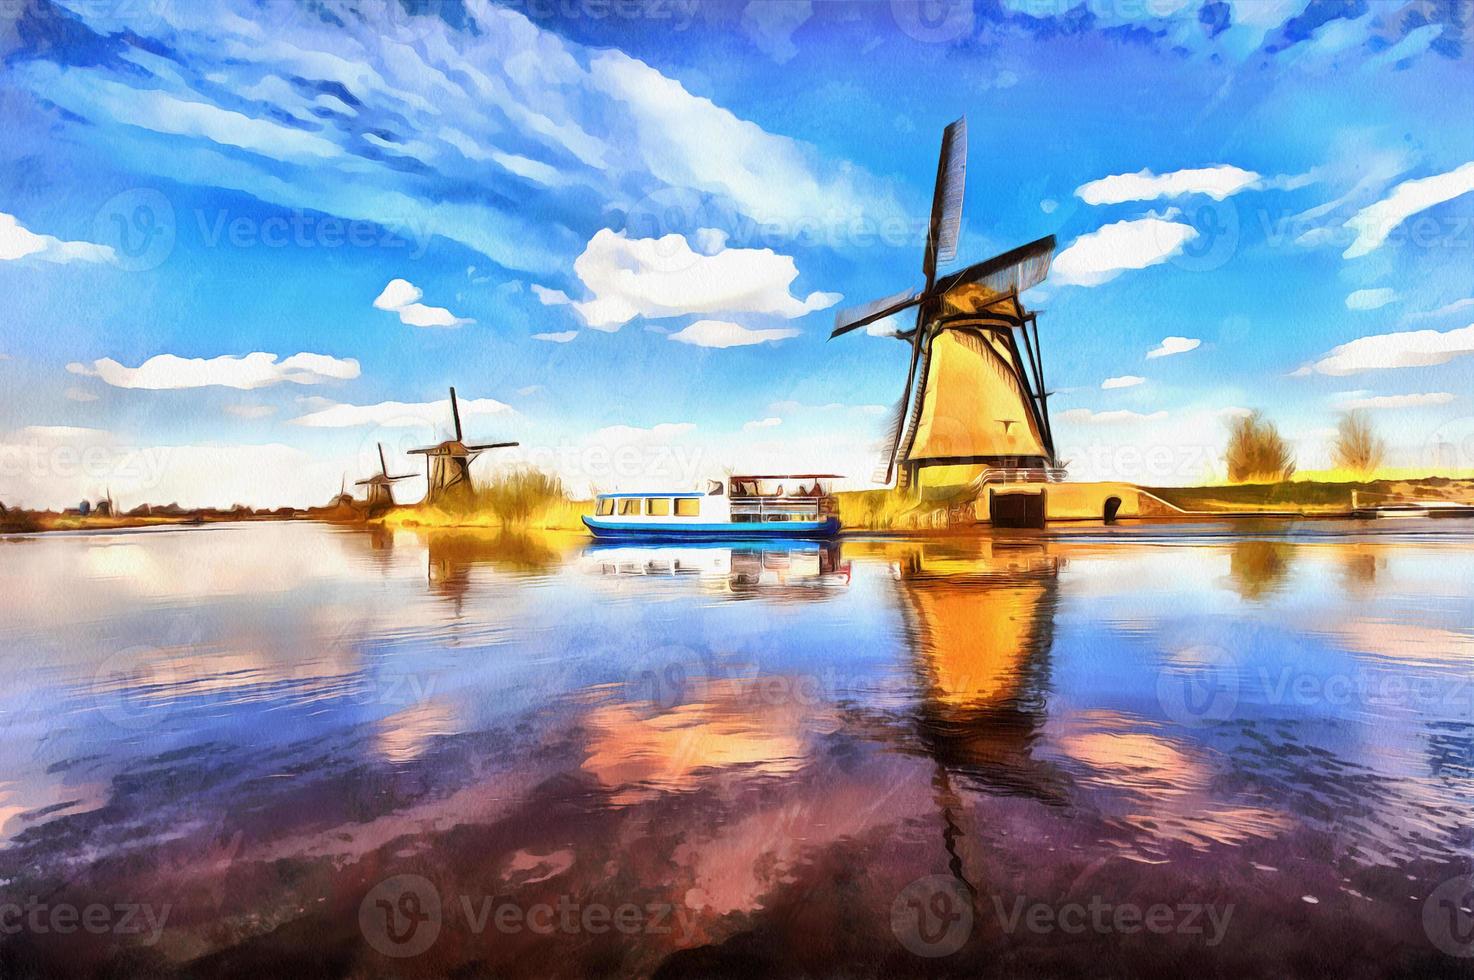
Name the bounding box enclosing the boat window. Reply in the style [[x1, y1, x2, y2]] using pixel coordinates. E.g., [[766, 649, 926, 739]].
[[619, 498, 641, 516], [675, 498, 700, 517], [646, 497, 671, 516], [596, 498, 614, 516]]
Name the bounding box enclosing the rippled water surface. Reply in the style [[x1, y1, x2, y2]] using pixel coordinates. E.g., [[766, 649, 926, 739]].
[[1, 520, 1471, 977]]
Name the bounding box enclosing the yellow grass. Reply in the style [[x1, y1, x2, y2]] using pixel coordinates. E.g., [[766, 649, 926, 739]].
[[379, 468, 590, 531]]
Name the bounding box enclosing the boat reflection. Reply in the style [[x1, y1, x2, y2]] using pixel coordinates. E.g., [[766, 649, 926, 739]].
[[583, 541, 851, 597]]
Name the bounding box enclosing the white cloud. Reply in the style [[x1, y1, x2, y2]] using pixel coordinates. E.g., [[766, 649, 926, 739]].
[[223, 403, 277, 418], [865, 312, 907, 338], [1404, 298, 1474, 323], [743, 417, 783, 431], [1040, 198, 1059, 214], [290, 396, 513, 428], [397, 303, 472, 328], [14, 1, 903, 280], [1295, 324, 1474, 375], [531, 284, 572, 306], [567, 230, 838, 330], [0, 211, 115, 265], [64, 387, 99, 402], [1101, 375, 1145, 389], [1345, 287, 1397, 311], [66, 352, 359, 390], [373, 278, 422, 310], [516, 385, 544, 396], [741, 0, 812, 64], [373, 277, 472, 328], [1054, 216, 1198, 287], [1147, 336, 1201, 358], [585, 49, 902, 233], [1059, 408, 1169, 424], [1343, 162, 1474, 258], [1075, 165, 1263, 204], [668, 319, 802, 349], [1334, 391, 1456, 410], [532, 331, 578, 343], [589, 422, 696, 444], [0, 426, 345, 511]]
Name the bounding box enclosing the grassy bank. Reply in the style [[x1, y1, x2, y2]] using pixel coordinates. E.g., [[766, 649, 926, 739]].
[[1146, 476, 1474, 514]]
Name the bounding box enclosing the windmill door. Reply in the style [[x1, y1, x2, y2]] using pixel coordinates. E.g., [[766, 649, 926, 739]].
[[989, 490, 1046, 529]]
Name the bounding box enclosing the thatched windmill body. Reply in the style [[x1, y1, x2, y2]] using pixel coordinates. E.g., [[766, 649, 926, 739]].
[[356, 442, 415, 508], [830, 117, 1058, 493], [408, 387, 518, 506]]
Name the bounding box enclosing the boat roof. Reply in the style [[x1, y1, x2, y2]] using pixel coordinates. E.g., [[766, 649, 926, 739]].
[[729, 474, 844, 480], [595, 491, 706, 498]]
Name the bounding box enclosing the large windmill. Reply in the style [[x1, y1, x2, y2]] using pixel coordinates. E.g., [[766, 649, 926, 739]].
[[829, 116, 1058, 493], [408, 387, 518, 506], [355, 442, 415, 509]]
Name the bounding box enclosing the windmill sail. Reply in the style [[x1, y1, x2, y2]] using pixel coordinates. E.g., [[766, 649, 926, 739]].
[[830, 288, 923, 339], [927, 117, 966, 272], [937, 236, 1055, 315]]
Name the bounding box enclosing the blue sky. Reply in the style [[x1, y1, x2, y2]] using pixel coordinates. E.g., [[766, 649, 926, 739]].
[[1, 0, 1472, 507]]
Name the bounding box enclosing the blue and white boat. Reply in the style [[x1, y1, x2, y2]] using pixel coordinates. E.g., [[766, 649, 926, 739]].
[[582, 474, 842, 540]]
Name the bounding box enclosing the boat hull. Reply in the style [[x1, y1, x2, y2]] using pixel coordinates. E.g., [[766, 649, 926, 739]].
[[582, 515, 840, 540]]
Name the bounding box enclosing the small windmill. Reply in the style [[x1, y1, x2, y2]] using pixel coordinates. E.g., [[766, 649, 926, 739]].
[[331, 473, 355, 508], [408, 387, 518, 505], [355, 442, 415, 509], [829, 116, 1057, 491]]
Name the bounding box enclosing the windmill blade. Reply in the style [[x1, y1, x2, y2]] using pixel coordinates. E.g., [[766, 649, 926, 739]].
[[876, 305, 929, 485], [449, 386, 463, 443], [353, 478, 374, 486], [464, 441, 519, 451], [829, 288, 923, 339], [938, 235, 1056, 307], [387, 473, 417, 481], [924, 117, 967, 282], [406, 447, 436, 455], [378, 442, 389, 478]]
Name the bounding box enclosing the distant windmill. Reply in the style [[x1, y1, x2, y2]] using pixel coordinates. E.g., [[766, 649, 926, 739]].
[[408, 387, 518, 505], [355, 442, 415, 508], [332, 473, 355, 508], [828, 116, 1057, 491]]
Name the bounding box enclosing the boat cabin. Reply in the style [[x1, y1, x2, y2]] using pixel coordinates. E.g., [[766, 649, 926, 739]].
[[585, 475, 842, 539], [726, 474, 840, 523]]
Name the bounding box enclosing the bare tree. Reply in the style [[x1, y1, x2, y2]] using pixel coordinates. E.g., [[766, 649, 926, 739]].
[[1332, 410, 1385, 476], [1226, 411, 1296, 483]]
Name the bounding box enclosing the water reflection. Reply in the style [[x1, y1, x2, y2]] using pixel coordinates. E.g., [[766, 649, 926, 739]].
[[584, 541, 851, 598], [890, 540, 1068, 804], [1226, 538, 1296, 600], [0, 523, 1470, 977]]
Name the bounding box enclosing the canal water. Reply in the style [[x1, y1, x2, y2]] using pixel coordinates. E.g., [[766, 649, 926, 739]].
[[0, 521, 1470, 977]]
